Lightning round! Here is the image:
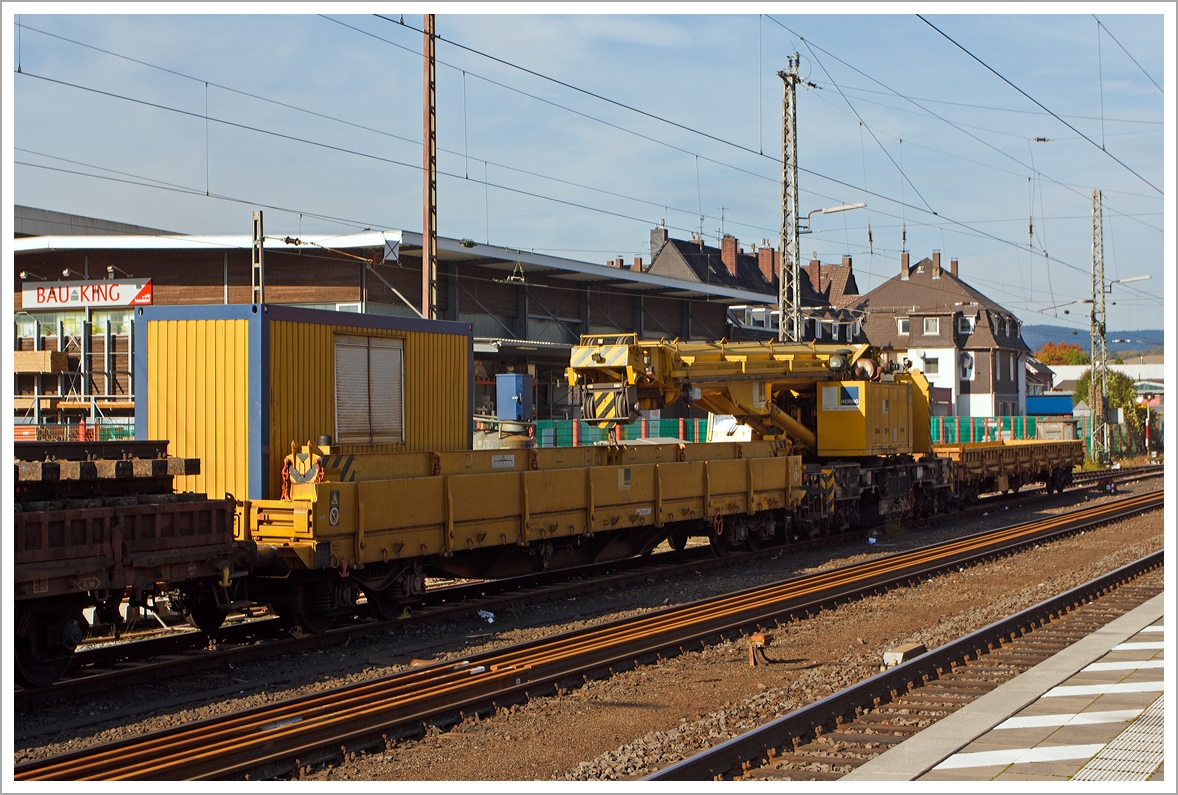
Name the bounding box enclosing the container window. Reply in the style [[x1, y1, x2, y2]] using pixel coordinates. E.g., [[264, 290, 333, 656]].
[[335, 334, 404, 445]]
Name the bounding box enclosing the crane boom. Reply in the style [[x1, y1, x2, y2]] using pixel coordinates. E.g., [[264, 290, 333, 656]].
[[568, 334, 931, 457]]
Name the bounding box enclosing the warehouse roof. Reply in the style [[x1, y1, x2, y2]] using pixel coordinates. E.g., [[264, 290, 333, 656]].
[[14, 229, 774, 306]]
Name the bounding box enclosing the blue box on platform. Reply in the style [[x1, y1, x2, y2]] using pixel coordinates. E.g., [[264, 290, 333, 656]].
[[496, 374, 533, 421]]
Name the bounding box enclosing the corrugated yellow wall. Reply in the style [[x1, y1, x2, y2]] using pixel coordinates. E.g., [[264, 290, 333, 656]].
[[267, 320, 468, 499], [147, 319, 250, 500]]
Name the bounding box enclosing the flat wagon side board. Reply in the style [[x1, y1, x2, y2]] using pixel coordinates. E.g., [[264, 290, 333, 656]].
[[245, 445, 803, 572], [13, 498, 237, 600]]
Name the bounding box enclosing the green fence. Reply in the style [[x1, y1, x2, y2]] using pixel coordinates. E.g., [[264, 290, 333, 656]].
[[533, 415, 1052, 448], [928, 415, 1038, 444], [533, 418, 711, 447]]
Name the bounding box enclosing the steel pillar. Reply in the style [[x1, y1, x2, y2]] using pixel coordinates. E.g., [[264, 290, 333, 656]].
[[1089, 189, 1109, 464], [251, 210, 264, 305], [778, 56, 801, 342], [422, 13, 438, 320]]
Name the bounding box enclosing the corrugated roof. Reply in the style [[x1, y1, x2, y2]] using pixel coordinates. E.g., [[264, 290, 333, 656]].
[[13, 228, 774, 306]]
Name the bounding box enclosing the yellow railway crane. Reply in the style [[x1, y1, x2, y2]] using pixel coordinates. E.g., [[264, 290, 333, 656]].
[[568, 333, 949, 540], [567, 333, 934, 458]]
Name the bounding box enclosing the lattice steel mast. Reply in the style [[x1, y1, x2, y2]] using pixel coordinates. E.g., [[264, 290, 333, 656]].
[[1089, 189, 1109, 464], [778, 56, 801, 342]]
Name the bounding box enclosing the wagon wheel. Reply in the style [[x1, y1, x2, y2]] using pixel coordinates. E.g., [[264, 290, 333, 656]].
[[745, 530, 762, 553], [184, 599, 228, 634], [364, 587, 405, 622], [14, 603, 88, 688], [293, 583, 334, 634]]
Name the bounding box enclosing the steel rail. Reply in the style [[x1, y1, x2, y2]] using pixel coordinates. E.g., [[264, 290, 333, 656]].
[[20, 464, 1161, 706], [15, 489, 1160, 781], [645, 548, 1164, 780]]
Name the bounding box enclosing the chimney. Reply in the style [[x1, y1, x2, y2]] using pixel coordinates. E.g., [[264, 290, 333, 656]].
[[757, 246, 777, 284], [650, 226, 668, 262], [632, 256, 643, 271], [932, 250, 942, 279], [900, 251, 910, 281], [615, 257, 625, 269], [720, 235, 738, 277], [950, 258, 958, 278], [841, 255, 852, 268], [809, 256, 822, 294]]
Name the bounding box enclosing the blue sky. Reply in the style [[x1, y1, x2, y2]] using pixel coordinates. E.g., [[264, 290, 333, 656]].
[[6, 5, 1171, 336]]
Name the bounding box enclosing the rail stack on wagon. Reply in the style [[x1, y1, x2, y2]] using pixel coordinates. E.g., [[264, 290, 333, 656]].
[[13, 439, 240, 687]]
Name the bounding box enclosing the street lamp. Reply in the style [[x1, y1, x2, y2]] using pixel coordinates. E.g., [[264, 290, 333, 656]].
[[106, 265, 134, 279], [802, 202, 866, 234], [19, 271, 45, 280]]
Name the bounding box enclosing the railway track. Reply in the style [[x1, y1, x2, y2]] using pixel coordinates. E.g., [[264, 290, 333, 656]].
[[17, 464, 1160, 706], [14, 487, 1161, 781], [646, 551, 1163, 781]]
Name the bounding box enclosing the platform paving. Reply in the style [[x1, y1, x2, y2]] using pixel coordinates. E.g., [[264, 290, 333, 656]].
[[843, 591, 1165, 781]]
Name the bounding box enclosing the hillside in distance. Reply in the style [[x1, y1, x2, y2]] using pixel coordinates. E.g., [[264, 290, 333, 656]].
[[1020, 324, 1164, 354]]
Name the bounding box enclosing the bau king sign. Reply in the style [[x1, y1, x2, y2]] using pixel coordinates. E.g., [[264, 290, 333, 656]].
[[22, 279, 153, 309]]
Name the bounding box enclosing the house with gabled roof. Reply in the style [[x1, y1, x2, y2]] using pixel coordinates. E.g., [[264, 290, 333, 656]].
[[646, 227, 866, 345], [850, 251, 1031, 417]]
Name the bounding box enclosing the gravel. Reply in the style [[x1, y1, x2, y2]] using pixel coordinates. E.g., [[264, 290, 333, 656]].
[[13, 479, 1163, 781]]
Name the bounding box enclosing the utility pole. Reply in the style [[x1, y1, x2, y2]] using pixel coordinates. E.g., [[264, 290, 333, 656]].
[[1089, 189, 1108, 465], [778, 56, 801, 342], [422, 13, 438, 320], [251, 210, 264, 305]]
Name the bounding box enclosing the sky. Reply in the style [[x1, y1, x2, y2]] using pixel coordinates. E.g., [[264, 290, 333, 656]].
[[4, 4, 1173, 337]]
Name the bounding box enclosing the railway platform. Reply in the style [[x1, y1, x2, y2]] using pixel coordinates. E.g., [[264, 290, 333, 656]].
[[844, 591, 1165, 782]]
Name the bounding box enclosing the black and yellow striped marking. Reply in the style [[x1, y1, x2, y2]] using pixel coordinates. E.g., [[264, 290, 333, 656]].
[[324, 455, 355, 482], [820, 467, 836, 513], [586, 389, 623, 428], [570, 345, 632, 369]]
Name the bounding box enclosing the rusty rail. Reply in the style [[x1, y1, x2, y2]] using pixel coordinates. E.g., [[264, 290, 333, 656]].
[[14, 488, 1161, 781]]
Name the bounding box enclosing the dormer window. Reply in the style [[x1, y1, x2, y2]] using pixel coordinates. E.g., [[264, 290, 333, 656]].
[[897, 317, 910, 335], [958, 316, 973, 334], [923, 317, 940, 335]]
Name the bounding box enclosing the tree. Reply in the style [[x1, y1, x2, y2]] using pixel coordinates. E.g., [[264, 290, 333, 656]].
[[1073, 368, 1146, 444], [1036, 340, 1090, 366]]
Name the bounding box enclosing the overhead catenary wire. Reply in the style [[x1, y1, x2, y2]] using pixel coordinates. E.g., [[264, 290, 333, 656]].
[[801, 86, 1163, 236], [916, 14, 1162, 195], [333, 14, 1160, 277], [1093, 15, 1164, 94], [15, 21, 1158, 306], [16, 70, 717, 241], [799, 42, 935, 213], [15, 20, 779, 243], [766, 15, 1161, 235]]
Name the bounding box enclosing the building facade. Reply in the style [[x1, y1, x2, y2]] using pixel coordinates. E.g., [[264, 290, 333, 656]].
[[13, 207, 776, 428], [852, 251, 1031, 417]]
